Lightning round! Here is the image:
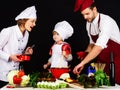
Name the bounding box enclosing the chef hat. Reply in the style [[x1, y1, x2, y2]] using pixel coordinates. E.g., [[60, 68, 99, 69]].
[[15, 6, 37, 21], [53, 21, 74, 41], [74, 0, 94, 12]]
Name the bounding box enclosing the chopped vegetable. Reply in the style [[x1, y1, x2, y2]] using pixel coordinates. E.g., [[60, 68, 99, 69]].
[[65, 78, 73, 83], [6, 85, 15, 88], [37, 81, 67, 89]]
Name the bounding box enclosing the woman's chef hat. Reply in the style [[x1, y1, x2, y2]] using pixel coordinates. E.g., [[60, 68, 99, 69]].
[[74, 0, 94, 12], [53, 20, 74, 41], [15, 6, 37, 21]]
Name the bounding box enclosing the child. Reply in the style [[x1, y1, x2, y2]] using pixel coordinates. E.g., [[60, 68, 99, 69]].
[[43, 20, 74, 79]]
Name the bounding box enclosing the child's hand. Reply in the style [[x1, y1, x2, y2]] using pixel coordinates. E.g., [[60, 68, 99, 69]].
[[62, 51, 67, 58], [43, 64, 48, 69]]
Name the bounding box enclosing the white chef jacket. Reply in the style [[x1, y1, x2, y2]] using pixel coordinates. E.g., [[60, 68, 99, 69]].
[[49, 43, 71, 68], [0, 25, 29, 82], [86, 13, 120, 49]]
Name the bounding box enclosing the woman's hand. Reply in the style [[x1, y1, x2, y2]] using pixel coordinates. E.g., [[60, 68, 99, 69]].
[[9, 54, 22, 62], [24, 47, 33, 55]]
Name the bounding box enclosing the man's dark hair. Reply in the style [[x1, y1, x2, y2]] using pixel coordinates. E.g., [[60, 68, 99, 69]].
[[90, 2, 96, 10]]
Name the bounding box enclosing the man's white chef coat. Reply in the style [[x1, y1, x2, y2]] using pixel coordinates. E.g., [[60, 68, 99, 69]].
[[86, 13, 120, 49]]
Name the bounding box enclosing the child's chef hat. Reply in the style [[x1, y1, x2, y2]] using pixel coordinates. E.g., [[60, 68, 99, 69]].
[[15, 6, 37, 21], [74, 0, 94, 12], [53, 20, 74, 41]]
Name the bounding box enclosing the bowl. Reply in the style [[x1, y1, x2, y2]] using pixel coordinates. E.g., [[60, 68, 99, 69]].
[[17, 54, 31, 61], [49, 68, 70, 79]]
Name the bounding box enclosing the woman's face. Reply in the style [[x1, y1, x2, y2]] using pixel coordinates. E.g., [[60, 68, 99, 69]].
[[53, 31, 63, 42], [24, 18, 37, 32]]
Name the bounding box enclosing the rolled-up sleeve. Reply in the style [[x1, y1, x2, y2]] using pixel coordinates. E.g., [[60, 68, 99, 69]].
[[95, 20, 112, 49]]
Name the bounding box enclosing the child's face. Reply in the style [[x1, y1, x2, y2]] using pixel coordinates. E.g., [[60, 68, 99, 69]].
[[53, 31, 63, 42]]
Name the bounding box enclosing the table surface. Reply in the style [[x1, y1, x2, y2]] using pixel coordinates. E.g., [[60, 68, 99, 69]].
[[1, 84, 120, 90]]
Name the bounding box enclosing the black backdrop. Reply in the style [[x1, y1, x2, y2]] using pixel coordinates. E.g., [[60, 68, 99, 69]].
[[0, 0, 120, 75]]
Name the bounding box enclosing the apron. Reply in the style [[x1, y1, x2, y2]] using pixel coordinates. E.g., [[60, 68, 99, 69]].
[[49, 42, 71, 79], [90, 14, 120, 84]]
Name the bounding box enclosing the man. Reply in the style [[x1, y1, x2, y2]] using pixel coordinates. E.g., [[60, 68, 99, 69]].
[[73, 0, 120, 84]]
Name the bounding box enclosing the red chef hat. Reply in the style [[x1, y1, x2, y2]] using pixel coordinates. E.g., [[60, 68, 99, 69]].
[[74, 0, 94, 12]]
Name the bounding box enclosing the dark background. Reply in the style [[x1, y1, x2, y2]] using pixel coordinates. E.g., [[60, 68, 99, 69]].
[[0, 0, 120, 75]]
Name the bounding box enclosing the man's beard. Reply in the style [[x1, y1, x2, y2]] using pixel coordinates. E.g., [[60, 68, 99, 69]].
[[87, 18, 94, 23]]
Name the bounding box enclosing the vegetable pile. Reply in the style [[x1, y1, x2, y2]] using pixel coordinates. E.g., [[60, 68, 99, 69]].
[[7, 63, 111, 89], [94, 70, 110, 87], [28, 72, 70, 89], [78, 69, 110, 88], [7, 69, 30, 87]]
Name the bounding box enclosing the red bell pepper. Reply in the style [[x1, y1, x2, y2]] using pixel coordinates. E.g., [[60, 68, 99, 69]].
[[13, 75, 22, 84]]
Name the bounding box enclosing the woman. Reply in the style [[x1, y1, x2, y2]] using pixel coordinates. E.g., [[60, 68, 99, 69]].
[[0, 6, 37, 88]]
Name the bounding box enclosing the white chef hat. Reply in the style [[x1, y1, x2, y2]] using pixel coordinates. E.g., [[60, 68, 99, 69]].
[[15, 6, 37, 21], [53, 20, 74, 41]]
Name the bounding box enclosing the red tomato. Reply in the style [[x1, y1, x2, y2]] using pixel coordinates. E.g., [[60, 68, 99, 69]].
[[6, 85, 15, 88], [13, 75, 22, 84], [76, 51, 88, 59], [18, 70, 25, 77]]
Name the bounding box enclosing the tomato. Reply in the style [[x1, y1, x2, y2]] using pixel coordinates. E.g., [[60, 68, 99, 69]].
[[76, 51, 88, 59], [13, 75, 22, 84], [6, 85, 15, 88], [18, 70, 25, 77]]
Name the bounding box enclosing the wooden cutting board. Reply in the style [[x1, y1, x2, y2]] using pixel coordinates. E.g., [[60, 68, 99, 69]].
[[65, 82, 84, 89]]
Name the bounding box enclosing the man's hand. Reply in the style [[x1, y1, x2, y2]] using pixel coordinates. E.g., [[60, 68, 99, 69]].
[[73, 63, 84, 74]]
